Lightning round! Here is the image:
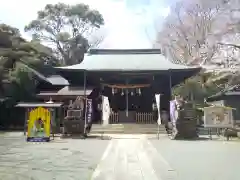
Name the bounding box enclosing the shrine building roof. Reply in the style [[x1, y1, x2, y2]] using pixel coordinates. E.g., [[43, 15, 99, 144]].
[[55, 49, 202, 87], [56, 49, 200, 72], [37, 86, 93, 97]]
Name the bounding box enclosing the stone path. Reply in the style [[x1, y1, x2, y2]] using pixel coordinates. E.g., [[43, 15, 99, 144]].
[[91, 135, 177, 180]]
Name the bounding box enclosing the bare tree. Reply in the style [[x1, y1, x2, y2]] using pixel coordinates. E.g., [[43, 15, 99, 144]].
[[155, 0, 236, 66], [155, 0, 240, 89], [218, 43, 240, 49], [217, 0, 240, 51]]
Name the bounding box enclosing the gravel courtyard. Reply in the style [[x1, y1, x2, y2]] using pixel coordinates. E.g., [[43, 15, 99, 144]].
[[151, 136, 240, 180], [0, 133, 109, 180], [1, 133, 240, 180]]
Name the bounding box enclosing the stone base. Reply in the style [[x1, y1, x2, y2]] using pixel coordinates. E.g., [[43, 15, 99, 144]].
[[170, 121, 198, 140], [63, 120, 85, 134], [170, 130, 198, 140], [170, 103, 198, 140], [223, 128, 238, 138], [27, 137, 50, 142]]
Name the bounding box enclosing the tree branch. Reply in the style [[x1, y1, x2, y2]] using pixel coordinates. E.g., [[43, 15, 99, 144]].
[[218, 42, 240, 49]]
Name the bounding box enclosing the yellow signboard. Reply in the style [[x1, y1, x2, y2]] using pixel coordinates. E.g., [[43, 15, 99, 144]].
[[27, 107, 51, 142]]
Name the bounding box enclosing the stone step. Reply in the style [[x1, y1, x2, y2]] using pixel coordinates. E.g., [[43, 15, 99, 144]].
[[90, 124, 238, 135], [90, 124, 167, 134], [91, 124, 162, 128]]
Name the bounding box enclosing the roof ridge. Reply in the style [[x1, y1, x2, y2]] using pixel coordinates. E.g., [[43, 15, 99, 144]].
[[88, 49, 162, 55]]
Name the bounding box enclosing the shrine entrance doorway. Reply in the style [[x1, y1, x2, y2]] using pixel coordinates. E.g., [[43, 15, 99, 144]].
[[105, 84, 158, 124]]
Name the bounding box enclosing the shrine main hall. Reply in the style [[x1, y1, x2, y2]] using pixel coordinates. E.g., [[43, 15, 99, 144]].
[[55, 49, 201, 124]]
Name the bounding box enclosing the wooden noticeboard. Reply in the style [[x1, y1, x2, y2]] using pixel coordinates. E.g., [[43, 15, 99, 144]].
[[203, 106, 235, 128]]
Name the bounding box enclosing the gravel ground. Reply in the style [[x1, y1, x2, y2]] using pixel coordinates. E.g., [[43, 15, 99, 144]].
[[0, 134, 109, 180], [151, 136, 240, 180], [2, 133, 240, 180]]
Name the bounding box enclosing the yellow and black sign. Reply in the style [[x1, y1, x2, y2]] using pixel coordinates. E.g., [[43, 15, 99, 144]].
[[27, 107, 51, 142]]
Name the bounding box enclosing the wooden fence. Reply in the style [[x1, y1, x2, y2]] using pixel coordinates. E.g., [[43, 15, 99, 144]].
[[135, 112, 155, 124], [108, 112, 156, 124], [109, 112, 119, 124]]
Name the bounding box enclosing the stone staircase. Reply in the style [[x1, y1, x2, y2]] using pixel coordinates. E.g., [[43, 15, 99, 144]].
[[90, 123, 167, 134], [90, 124, 226, 135]]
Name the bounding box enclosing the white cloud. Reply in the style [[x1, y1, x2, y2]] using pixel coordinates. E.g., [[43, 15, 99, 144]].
[[0, 0, 169, 49]]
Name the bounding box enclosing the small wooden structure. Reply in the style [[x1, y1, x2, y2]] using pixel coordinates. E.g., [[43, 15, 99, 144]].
[[202, 105, 235, 140], [16, 102, 63, 142], [37, 86, 95, 123], [203, 106, 235, 128], [207, 84, 240, 125]]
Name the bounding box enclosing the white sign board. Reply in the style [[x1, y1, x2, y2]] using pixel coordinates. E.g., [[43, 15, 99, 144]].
[[203, 106, 234, 128]]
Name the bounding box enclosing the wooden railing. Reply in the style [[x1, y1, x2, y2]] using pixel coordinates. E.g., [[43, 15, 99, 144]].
[[108, 112, 156, 124], [109, 112, 119, 124], [135, 112, 155, 124]]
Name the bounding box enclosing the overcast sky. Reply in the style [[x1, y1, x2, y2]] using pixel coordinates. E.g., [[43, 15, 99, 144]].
[[0, 0, 171, 49]]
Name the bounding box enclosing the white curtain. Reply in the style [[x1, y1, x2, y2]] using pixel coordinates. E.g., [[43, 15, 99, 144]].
[[155, 94, 161, 124], [102, 96, 111, 126]]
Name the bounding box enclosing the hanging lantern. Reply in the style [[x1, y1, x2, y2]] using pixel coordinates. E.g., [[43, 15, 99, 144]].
[[131, 90, 134, 96], [46, 97, 54, 104], [138, 88, 141, 95], [121, 89, 124, 96], [112, 87, 114, 95], [152, 102, 157, 111], [97, 103, 102, 111]]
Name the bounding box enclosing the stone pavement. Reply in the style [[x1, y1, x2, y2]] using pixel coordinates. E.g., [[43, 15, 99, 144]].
[[91, 134, 177, 180]]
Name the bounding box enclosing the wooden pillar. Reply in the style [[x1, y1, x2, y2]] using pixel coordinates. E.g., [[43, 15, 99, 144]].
[[58, 108, 61, 133], [51, 108, 56, 139], [23, 108, 28, 136], [169, 71, 172, 119], [83, 70, 87, 135], [126, 79, 129, 117]]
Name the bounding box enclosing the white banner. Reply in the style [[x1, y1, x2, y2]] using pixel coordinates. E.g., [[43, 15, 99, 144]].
[[102, 96, 110, 126], [155, 94, 161, 125]]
